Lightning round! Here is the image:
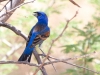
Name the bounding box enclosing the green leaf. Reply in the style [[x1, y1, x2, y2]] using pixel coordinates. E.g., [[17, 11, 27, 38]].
[[86, 58, 94, 62], [73, 27, 86, 36]]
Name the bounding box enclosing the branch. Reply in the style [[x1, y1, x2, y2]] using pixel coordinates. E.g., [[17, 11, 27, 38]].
[[55, 10, 78, 41], [33, 41, 54, 75], [0, 0, 36, 21], [0, 61, 39, 67], [38, 52, 99, 74], [44, 59, 100, 74], [0, 22, 28, 40], [2, 43, 23, 60], [0, 51, 99, 74], [33, 49, 48, 75], [69, 0, 81, 8], [39, 51, 96, 62], [0, 0, 7, 2], [38, 52, 100, 74], [0, 0, 25, 22], [2, 39, 12, 47]]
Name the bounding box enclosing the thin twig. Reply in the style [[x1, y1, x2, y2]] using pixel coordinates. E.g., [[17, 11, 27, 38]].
[[44, 59, 100, 74], [39, 51, 96, 62], [54, 10, 78, 41], [0, 0, 9, 12], [0, 0, 36, 18], [69, 0, 81, 7], [33, 41, 54, 75], [39, 48, 57, 72]]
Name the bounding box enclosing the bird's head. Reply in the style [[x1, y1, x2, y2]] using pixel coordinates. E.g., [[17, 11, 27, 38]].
[[33, 11, 48, 25]]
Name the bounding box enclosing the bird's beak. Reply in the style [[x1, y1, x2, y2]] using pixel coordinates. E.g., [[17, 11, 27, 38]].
[[33, 12, 38, 17]]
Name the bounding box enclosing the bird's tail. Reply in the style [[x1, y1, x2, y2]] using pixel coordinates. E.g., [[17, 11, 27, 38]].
[[18, 52, 32, 62], [18, 32, 37, 62], [18, 47, 34, 62]]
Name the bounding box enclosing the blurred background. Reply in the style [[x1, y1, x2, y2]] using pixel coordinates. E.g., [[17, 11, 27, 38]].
[[0, 0, 100, 75]]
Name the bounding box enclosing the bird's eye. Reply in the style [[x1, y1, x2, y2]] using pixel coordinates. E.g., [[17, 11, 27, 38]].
[[37, 13, 41, 16]]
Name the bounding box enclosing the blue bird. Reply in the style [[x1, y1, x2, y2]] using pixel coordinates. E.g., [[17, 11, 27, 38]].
[[18, 12, 50, 62]]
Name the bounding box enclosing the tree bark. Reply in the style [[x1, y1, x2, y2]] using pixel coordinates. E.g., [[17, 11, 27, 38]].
[[0, 0, 24, 22], [33, 49, 47, 75]]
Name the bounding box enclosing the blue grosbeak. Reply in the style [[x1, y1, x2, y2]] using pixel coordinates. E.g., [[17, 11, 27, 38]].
[[18, 12, 50, 62]]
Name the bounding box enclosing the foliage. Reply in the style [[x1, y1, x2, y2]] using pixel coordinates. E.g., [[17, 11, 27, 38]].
[[62, 1, 100, 75], [62, 21, 100, 75]]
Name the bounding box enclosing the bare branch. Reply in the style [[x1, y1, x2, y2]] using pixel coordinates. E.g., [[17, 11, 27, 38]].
[[38, 52, 99, 74], [55, 10, 78, 41], [0, 0, 25, 22], [0, 22, 28, 40], [33, 41, 54, 75], [39, 52, 99, 74], [33, 49, 48, 75], [0, 60, 99, 74], [2, 43, 23, 60], [69, 0, 81, 8], [0, 0, 36, 21], [44, 60, 100, 74], [0, 61, 39, 67], [39, 51, 96, 62], [0, 51, 99, 74], [0, 0, 7, 2], [2, 39, 12, 47]]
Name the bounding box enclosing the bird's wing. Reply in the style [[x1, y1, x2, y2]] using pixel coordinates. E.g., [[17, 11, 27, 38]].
[[38, 26, 50, 40], [26, 32, 38, 47], [26, 26, 35, 45], [27, 25, 50, 46]]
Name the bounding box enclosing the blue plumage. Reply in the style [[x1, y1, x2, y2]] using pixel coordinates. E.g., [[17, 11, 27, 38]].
[[18, 12, 50, 62]]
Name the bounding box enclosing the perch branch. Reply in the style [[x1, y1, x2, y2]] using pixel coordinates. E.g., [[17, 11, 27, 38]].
[[0, 61, 39, 67], [0, 51, 99, 74], [0, 22, 27, 40], [33, 49, 48, 75]]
